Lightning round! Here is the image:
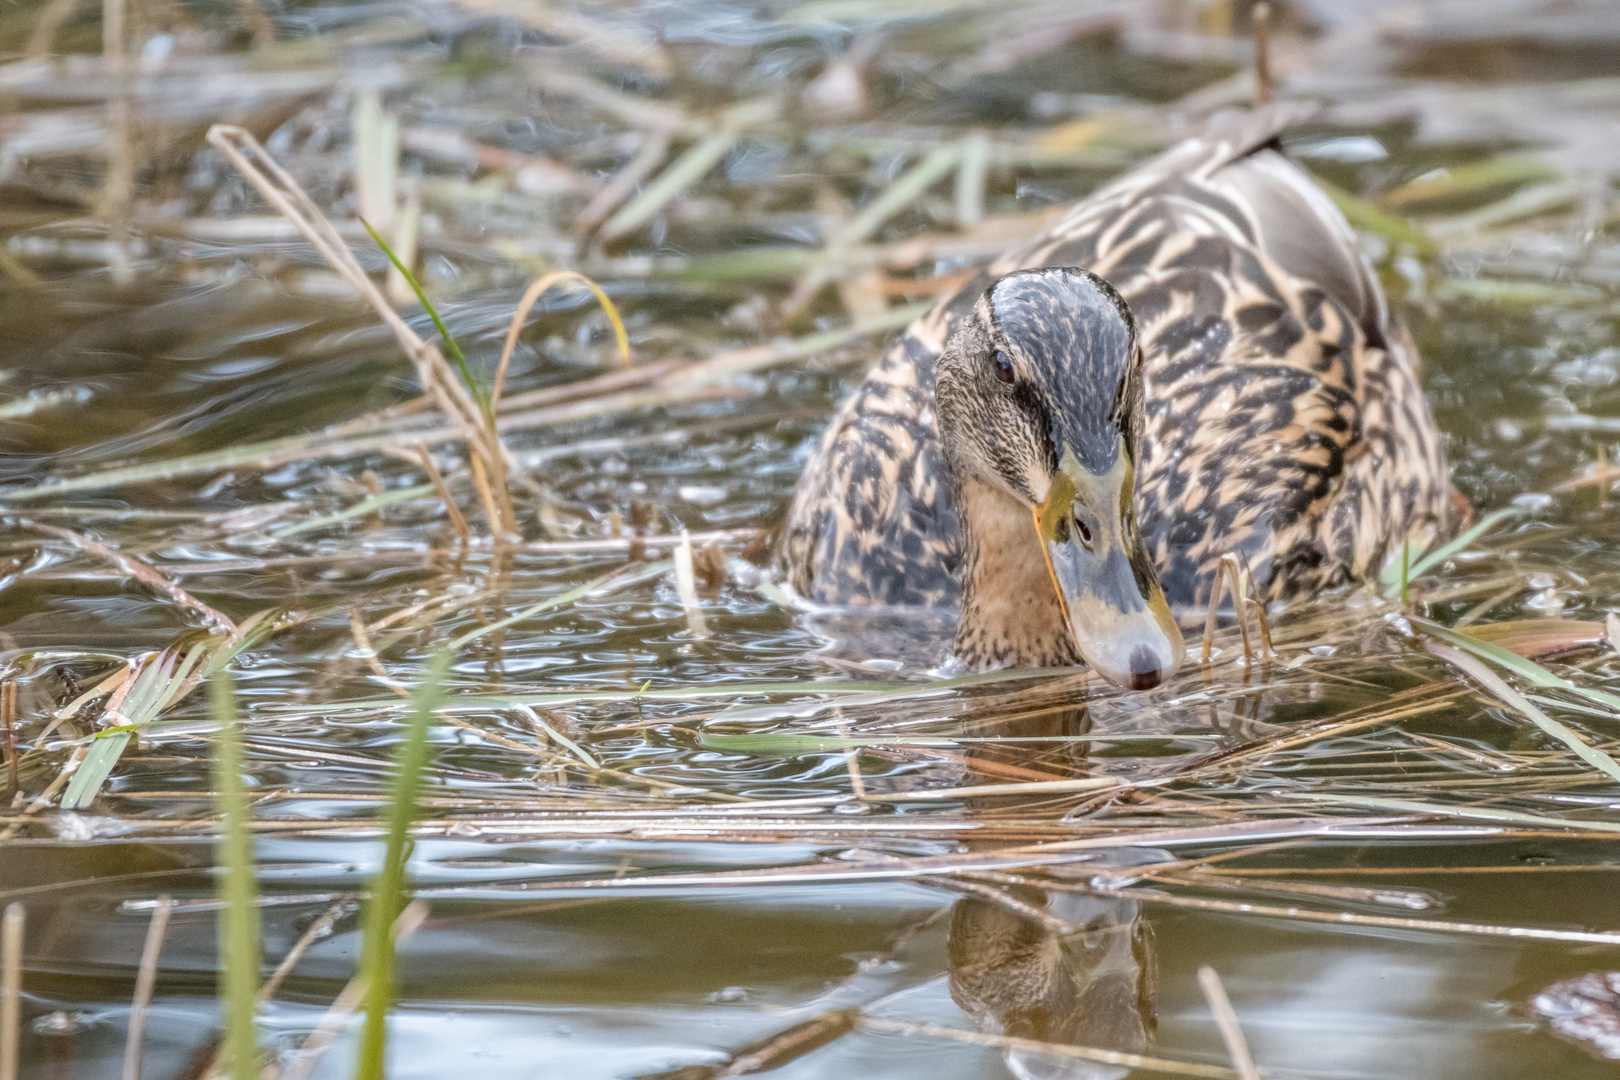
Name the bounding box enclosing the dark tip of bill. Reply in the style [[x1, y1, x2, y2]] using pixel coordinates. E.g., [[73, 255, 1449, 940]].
[[1127, 645, 1162, 690]]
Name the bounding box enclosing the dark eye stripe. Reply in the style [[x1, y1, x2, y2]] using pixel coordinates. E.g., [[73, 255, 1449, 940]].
[[992, 350, 1014, 384]]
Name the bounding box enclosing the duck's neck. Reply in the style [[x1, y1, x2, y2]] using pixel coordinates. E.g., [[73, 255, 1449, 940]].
[[953, 476, 1080, 670]]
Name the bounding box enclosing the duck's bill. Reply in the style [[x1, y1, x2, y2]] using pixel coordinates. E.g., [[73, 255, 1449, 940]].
[[1035, 454, 1185, 690]]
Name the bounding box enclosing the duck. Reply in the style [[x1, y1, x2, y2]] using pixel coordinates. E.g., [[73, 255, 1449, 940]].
[[776, 102, 1460, 690]]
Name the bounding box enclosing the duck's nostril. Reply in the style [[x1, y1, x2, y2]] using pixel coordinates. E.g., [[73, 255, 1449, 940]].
[[1126, 645, 1162, 690]]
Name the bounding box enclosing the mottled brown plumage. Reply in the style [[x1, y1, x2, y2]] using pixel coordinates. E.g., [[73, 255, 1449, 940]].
[[779, 104, 1458, 671]]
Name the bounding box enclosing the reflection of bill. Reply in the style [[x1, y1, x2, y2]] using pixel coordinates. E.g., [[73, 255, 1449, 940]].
[[942, 681, 1166, 1078], [946, 853, 1165, 1080]]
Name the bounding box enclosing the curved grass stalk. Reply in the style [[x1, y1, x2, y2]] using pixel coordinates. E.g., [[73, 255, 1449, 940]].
[[494, 272, 631, 400]]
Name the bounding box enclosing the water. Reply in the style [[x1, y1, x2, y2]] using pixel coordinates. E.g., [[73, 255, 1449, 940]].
[[3, 0, 1620, 1076]]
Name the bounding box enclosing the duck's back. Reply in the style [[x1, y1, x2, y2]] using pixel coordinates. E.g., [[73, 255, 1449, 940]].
[[779, 105, 1457, 611]]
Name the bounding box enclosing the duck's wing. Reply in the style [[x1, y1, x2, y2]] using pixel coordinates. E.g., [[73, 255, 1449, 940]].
[[778, 318, 973, 608]]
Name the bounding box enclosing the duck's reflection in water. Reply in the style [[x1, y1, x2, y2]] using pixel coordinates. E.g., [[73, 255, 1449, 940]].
[[949, 701, 1161, 1080], [947, 868, 1158, 1080]]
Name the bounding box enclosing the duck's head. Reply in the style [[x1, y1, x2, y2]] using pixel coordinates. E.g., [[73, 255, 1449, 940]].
[[936, 267, 1184, 690]]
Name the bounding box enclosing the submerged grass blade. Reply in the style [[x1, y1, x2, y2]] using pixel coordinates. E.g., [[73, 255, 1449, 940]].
[[60, 731, 131, 810], [211, 673, 260, 1080], [271, 483, 435, 539], [1416, 617, 1620, 715], [354, 649, 450, 1080], [442, 566, 649, 650], [1427, 642, 1620, 784]]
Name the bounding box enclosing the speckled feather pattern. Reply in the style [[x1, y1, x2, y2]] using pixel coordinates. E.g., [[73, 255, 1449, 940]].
[[779, 105, 1457, 613]]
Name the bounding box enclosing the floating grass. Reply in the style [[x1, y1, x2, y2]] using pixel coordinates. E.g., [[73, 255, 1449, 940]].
[[1426, 641, 1620, 785], [271, 483, 435, 539], [60, 615, 278, 810], [697, 731, 1214, 752], [1416, 617, 1620, 715], [354, 649, 450, 1080]]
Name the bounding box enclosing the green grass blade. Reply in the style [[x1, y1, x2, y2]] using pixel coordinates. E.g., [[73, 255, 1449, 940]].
[[1380, 507, 1520, 596], [59, 649, 182, 809], [361, 218, 485, 415], [1427, 641, 1620, 785], [271, 483, 435, 538], [60, 731, 131, 810], [353, 649, 451, 1080], [211, 673, 261, 1080], [1414, 617, 1620, 715]]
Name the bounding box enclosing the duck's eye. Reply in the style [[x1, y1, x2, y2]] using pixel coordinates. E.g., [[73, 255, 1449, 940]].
[[992, 350, 1015, 384], [1075, 516, 1093, 546]]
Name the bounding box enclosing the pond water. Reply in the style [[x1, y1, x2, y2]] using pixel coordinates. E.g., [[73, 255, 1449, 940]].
[[3, 0, 1620, 1077]]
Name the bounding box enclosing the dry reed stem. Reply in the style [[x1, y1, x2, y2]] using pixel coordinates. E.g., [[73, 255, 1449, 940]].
[[275, 900, 428, 1080], [121, 895, 173, 1080], [348, 608, 409, 698], [673, 530, 709, 637], [0, 904, 18, 1080], [1197, 966, 1260, 1080], [261, 903, 346, 1002], [0, 743, 86, 840], [26, 0, 83, 54], [575, 126, 674, 236], [441, 713, 557, 758], [918, 875, 1077, 935], [1023, 875, 1620, 945], [1, 683, 16, 799], [6, 304, 921, 504], [187, 901, 349, 1080], [493, 271, 632, 398], [204, 125, 519, 537], [857, 1018, 1237, 1079], [102, 0, 134, 288], [1252, 2, 1274, 107], [21, 522, 237, 636], [1201, 555, 1269, 667], [412, 445, 469, 546]]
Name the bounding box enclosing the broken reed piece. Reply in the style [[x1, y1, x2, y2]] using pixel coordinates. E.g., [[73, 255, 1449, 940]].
[[0, 902, 20, 1080], [0, 681, 15, 799], [413, 444, 470, 547], [673, 529, 709, 638], [102, 0, 134, 288], [1252, 1, 1274, 107], [493, 271, 632, 402], [18, 521, 238, 637], [204, 124, 520, 540], [1197, 965, 1261, 1080], [1200, 554, 1272, 667], [121, 895, 173, 1080]]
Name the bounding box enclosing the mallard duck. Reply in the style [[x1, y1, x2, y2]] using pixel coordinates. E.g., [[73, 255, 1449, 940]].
[[778, 103, 1459, 689]]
